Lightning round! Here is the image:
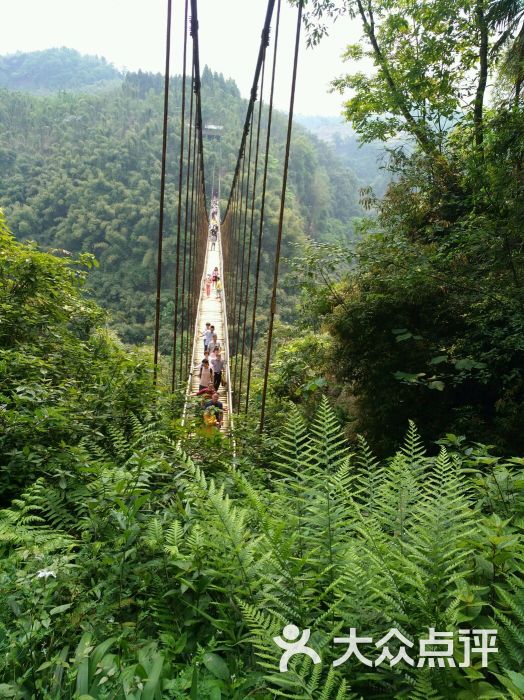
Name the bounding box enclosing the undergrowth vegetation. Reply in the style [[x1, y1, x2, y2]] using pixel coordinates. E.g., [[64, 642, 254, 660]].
[[2, 0, 524, 692], [1, 396, 524, 698], [1, 214, 524, 698]]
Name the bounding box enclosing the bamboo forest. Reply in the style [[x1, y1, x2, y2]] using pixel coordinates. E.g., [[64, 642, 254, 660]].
[[1, 0, 524, 697]]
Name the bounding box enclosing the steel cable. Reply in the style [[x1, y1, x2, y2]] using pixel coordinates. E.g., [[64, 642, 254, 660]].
[[171, 0, 190, 392], [153, 0, 173, 383], [245, 0, 282, 411], [259, 0, 303, 431]]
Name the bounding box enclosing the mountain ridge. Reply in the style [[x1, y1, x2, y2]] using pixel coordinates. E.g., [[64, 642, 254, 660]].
[[0, 51, 365, 345], [0, 47, 122, 94]]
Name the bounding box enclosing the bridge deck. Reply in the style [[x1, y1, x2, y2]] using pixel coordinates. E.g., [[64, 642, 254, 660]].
[[187, 221, 232, 433]]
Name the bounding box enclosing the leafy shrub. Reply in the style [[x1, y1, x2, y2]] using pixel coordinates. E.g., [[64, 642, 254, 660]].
[[1, 396, 523, 698]]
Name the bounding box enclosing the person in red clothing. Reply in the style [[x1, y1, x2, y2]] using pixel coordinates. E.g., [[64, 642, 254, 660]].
[[195, 382, 214, 399]]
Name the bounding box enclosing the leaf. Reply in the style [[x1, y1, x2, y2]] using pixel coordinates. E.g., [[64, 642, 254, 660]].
[[190, 666, 198, 700], [506, 671, 524, 692], [210, 686, 222, 700], [428, 380, 445, 391], [202, 653, 230, 681], [76, 660, 89, 697], [454, 358, 487, 370], [142, 653, 164, 700], [49, 603, 72, 615]]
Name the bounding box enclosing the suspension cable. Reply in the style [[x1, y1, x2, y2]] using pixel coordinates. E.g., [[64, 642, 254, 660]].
[[180, 59, 195, 383], [171, 0, 190, 392], [245, 0, 282, 411], [182, 63, 196, 374], [153, 0, 173, 383], [191, 0, 208, 217], [231, 141, 248, 395], [222, 0, 276, 221], [237, 57, 266, 411], [232, 107, 255, 401], [259, 0, 303, 432]]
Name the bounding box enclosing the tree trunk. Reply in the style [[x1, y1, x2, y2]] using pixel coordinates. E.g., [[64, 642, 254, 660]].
[[514, 24, 524, 106], [355, 0, 439, 160], [474, 0, 489, 152]]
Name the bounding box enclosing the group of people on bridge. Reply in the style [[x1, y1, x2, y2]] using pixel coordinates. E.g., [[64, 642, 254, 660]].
[[194, 197, 227, 430], [204, 266, 222, 298]]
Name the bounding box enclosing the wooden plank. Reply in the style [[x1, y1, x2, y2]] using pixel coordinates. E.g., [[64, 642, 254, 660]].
[[187, 221, 231, 432]]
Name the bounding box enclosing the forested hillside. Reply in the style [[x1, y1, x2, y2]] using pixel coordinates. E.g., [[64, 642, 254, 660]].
[[0, 48, 122, 94], [296, 114, 392, 196], [0, 52, 361, 344], [2, 2, 524, 695]]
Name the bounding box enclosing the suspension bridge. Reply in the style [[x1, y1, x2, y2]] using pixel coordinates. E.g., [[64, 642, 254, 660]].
[[152, 0, 303, 435]]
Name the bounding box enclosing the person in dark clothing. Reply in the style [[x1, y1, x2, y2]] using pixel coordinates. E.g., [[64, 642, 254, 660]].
[[204, 393, 224, 427], [211, 352, 225, 390]]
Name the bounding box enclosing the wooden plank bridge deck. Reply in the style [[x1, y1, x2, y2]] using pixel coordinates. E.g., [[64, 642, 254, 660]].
[[186, 219, 233, 433]]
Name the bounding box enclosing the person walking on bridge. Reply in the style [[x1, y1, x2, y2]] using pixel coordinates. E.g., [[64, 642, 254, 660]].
[[202, 322, 212, 351], [195, 382, 214, 399], [211, 351, 225, 391], [199, 359, 213, 391], [208, 334, 220, 357], [204, 393, 224, 428]]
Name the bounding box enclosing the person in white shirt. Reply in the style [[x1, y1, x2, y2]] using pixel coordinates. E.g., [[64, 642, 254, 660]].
[[202, 323, 213, 351], [199, 359, 213, 390]]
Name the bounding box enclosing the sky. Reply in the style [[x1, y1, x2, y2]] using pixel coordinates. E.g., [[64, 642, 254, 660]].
[[2, 0, 364, 117]]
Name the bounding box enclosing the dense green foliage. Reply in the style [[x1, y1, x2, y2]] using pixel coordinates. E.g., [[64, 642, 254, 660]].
[[0, 211, 160, 504], [269, 0, 524, 455], [0, 49, 122, 94], [1, 7, 524, 695], [0, 53, 362, 346], [1, 215, 523, 699]]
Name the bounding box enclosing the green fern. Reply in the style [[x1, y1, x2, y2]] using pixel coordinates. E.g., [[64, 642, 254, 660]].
[[495, 578, 524, 670], [271, 402, 311, 479], [400, 419, 427, 474], [352, 434, 385, 515], [407, 669, 444, 699]]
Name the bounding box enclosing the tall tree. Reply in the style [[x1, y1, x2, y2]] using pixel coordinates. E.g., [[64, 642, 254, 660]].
[[296, 0, 510, 160]]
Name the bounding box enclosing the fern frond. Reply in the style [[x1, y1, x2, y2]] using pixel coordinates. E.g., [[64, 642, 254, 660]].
[[352, 434, 385, 515], [310, 397, 348, 475], [407, 669, 443, 699], [271, 402, 310, 478], [400, 420, 427, 474], [495, 579, 524, 669]]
